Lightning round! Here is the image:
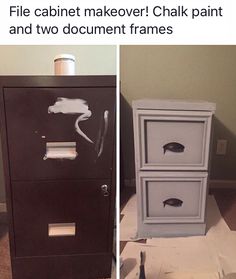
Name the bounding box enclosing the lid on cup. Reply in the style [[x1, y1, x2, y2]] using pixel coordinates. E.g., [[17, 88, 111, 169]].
[[54, 54, 75, 62]]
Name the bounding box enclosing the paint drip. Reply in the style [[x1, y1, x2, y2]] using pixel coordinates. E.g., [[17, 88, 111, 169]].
[[97, 110, 109, 157]]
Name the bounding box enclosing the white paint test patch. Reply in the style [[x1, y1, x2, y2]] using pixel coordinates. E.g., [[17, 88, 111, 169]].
[[48, 98, 93, 143], [97, 110, 109, 157]]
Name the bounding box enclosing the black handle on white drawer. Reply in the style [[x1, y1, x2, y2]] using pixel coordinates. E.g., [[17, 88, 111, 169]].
[[163, 142, 185, 154], [163, 198, 183, 207]]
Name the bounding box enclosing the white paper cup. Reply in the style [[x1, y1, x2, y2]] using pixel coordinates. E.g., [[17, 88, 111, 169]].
[[54, 54, 75, 75]]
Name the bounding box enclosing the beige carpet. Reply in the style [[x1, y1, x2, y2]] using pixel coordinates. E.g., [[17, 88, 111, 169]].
[[120, 195, 236, 279], [0, 213, 11, 279]]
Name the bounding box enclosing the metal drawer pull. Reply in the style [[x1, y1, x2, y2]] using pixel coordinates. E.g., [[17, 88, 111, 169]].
[[48, 223, 76, 237], [163, 198, 183, 207], [163, 142, 185, 154], [101, 184, 109, 197], [44, 142, 78, 160]]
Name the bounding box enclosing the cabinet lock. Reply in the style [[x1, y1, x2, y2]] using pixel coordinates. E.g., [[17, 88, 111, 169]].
[[101, 184, 109, 197]]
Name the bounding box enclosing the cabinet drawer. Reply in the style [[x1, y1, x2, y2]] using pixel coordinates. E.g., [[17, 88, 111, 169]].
[[4, 87, 115, 180], [11, 179, 113, 257], [138, 172, 208, 223], [134, 110, 213, 170]]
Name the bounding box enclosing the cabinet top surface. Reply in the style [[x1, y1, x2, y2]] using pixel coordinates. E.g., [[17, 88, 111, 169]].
[[0, 75, 116, 88], [132, 99, 216, 112]]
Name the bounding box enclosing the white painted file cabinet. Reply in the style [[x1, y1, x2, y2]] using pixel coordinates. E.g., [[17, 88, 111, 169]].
[[133, 99, 216, 237]]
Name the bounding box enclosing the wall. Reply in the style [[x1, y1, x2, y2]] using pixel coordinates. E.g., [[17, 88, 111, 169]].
[[120, 45, 236, 183], [0, 45, 116, 202], [0, 45, 116, 75]]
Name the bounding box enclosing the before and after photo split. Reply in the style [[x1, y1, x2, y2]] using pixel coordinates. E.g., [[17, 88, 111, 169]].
[[0, 2, 236, 278], [0, 45, 235, 279]]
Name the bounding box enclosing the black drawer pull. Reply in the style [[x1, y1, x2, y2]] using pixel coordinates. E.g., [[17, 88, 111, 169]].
[[163, 198, 183, 207], [163, 142, 185, 154]]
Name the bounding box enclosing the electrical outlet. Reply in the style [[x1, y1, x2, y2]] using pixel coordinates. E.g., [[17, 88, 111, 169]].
[[216, 139, 227, 155]]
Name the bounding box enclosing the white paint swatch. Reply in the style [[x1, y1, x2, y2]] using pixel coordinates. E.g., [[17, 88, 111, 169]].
[[48, 98, 93, 143], [97, 110, 109, 157]]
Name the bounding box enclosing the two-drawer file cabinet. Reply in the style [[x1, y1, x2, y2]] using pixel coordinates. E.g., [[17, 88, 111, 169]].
[[0, 76, 116, 279], [132, 99, 216, 237]]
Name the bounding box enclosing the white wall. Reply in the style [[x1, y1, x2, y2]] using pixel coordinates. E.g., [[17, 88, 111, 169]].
[[0, 45, 116, 202], [0, 45, 116, 75]]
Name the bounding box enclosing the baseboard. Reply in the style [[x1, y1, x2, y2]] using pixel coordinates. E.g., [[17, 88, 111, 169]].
[[0, 202, 7, 213], [209, 180, 236, 189]]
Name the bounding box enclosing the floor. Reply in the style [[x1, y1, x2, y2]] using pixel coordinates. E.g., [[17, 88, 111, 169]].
[[120, 187, 236, 253], [0, 213, 11, 279]]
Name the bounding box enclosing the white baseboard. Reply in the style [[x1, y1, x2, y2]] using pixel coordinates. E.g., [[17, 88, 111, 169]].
[[209, 180, 236, 189], [0, 202, 7, 213], [125, 178, 236, 189]]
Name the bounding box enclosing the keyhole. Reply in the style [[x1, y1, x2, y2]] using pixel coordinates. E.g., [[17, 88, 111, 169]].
[[101, 184, 109, 197]]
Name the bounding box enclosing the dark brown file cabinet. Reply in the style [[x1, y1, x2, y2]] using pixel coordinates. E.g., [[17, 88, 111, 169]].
[[0, 76, 116, 279]]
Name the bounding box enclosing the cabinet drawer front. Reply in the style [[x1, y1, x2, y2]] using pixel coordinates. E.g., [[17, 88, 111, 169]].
[[134, 110, 212, 170], [12, 180, 113, 257], [139, 172, 207, 223], [12, 254, 112, 279], [4, 87, 115, 180]]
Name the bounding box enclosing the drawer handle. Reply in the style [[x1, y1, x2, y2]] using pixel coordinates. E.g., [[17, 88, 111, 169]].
[[48, 223, 76, 237], [163, 198, 183, 207], [44, 142, 78, 160], [163, 142, 185, 154]]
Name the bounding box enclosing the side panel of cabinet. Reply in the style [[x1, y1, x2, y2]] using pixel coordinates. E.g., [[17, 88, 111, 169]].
[[0, 85, 16, 256], [4, 87, 115, 180]]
